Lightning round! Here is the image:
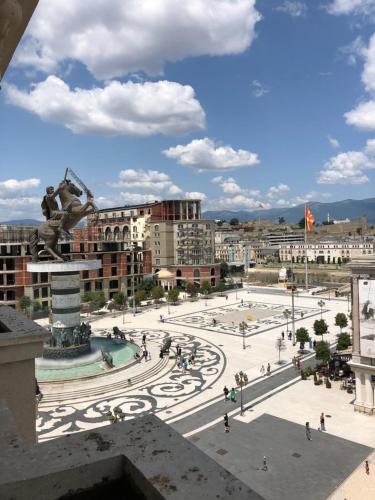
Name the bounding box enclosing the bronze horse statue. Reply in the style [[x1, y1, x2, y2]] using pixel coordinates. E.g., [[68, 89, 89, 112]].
[[30, 179, 98, 262]]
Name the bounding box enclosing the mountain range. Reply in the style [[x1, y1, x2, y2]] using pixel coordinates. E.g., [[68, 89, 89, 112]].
[[202, 198, 375, 224], [1, 198, 375, 226]]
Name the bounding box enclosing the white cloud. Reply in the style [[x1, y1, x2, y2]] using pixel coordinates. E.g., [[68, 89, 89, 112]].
[[267, 183, 290, 198], [211, 175, 260, 196], [119, 192, 161, 205], [345, 100, 375, 130], [163, 138, 259, 171], [327, 0, 375, 15], [110, 169, 182, 195], [0, 196, 42, 221], [0, 178, 40, 194], [339, 37, 365, 66], [328, 136, 340, 148], [5, 76, 205, 136], [14, 0, 261, 80], [211, 195, 271, 210], [276, 1, 308, 17], [185, 191, 207, 200], [365, 138, 375, 154], [344, 35, 375, 130], [251, 80, 269, 98], [275, 199, 294, 207], [318, 151, 375, 184]]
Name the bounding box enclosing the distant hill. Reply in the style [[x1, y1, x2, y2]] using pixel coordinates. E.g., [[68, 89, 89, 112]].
[[203, 198, 375, 224], [0, 219, 41, 226]]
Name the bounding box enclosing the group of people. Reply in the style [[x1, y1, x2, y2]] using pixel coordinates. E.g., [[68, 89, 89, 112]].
[[175, 344, 196, 373], [223, 386, 237, 402], [305, 412, 327, 440], [260, 363, 271, 376], [134, 333, 151, 362]]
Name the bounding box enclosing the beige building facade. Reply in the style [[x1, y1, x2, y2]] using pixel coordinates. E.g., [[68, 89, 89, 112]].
[[279, 241, 374, 264]]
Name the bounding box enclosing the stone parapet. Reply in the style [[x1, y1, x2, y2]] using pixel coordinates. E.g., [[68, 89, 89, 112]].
[[0, 409, 261, 500]]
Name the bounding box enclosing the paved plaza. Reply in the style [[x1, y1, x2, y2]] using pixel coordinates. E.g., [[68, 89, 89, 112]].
[[36, 286, 375, 499]]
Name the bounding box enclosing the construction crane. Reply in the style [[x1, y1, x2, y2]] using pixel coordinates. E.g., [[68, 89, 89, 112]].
[[64, 167, 94, 199]]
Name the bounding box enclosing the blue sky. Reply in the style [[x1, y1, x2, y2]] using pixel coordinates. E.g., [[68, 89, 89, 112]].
[[2, 0, 375, 220]]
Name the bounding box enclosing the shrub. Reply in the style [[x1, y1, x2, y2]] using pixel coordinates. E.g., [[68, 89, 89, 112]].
[[325, 379, 331, 389]]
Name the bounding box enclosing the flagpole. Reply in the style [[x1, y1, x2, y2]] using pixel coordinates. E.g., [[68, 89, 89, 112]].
[[305, 204, 308, 291]]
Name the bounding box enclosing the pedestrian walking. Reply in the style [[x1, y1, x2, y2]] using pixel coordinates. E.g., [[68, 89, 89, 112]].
[[223, 386, 229, 401], [296, 357, 301, 370], [260, 364, 265, 376], [266, 363, 271, 376], [320, 413, 325, 432], [262, 456, 268, 471], [292, 356, 296, 369], [313, 339, 317, 348], [305, 422, 312, 441], [365, 460, 370, 475], [288, 331, 292, 341], [230, 387, 237, 402], [309, 338, 313, 349], [226, 295, 228, 300], [178, 347, 182, 357], [241, 299, 244, 305], [281, 331, 285, 340], [142, 333, 146, 344], [224, 413, 230, 433]]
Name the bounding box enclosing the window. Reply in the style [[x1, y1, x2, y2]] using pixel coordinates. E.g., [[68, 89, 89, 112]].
[[80, 243, 85, 253], [41, 287, 48, 298], [82, 270, 89, 279], [95, 281, 103, 291], [109, 279, 119, 289], [155, 258, 160, 265], [33, 289, 39, 299], [40, 273, 48, 283], [84, 282, 91, 292], [111, 253, 117, 264], [111, 266, 117, 276]]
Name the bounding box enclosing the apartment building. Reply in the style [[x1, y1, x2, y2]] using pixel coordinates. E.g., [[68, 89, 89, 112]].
[[0, 199, 219, 309]]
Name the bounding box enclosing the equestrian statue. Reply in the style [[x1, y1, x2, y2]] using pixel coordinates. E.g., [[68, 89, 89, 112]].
[[29, 169, 99, 262]]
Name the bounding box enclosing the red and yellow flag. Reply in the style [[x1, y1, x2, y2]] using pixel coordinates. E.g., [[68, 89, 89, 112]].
[[305, 207, 315, 231]]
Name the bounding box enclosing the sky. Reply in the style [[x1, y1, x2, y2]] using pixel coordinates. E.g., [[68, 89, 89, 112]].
[[2, 0, 375, 220]]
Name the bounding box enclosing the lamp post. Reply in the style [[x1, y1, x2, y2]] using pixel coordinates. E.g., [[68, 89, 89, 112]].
[[318, 299, 325, 320], [239, 321, 247, 350], [205, 290, 208, 307], [283, 309, 291, 334], [234, 371, 248, 415]]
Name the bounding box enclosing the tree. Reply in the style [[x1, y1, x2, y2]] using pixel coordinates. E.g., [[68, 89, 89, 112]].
[[335, 312, 348, 332], [296, 327, 309, 351], [89, 291, 106, 310], [200, 281, 212, 295], [32, 300, 42, 312], [220, 261, 229, 280], [113, 291, 127, 308], [168, 287, 180, 303], [278, 216, 285, 225], [186, 282, 198, 297], [275, 337, 286, 363], [337, 332, 351, 351], [134, 289, 148, 305], [314, 341, 331, 364], [229, 217, 239, 226], [217, 220, 224, 227], [298, 217, 305, 229], [313, 319, 328, 340], [137, 278, 156, 296], [151, 286, 165, 301], [19, 296, 31, 316]]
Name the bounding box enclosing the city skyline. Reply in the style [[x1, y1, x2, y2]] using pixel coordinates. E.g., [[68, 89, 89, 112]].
[[2, 0, 375, 220]]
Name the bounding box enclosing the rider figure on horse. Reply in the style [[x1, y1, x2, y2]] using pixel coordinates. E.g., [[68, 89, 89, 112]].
[[41, 185, 71, 237]]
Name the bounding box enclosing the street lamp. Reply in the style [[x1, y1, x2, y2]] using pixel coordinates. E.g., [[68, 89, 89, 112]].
[[318, 300, 325, 320], [239, 321, 247, 350], [283, 309, 291, 333], [235, 371, 249, 415]]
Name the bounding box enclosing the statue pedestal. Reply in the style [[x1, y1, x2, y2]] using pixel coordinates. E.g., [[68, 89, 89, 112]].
[[27, 261, 102, 358]]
